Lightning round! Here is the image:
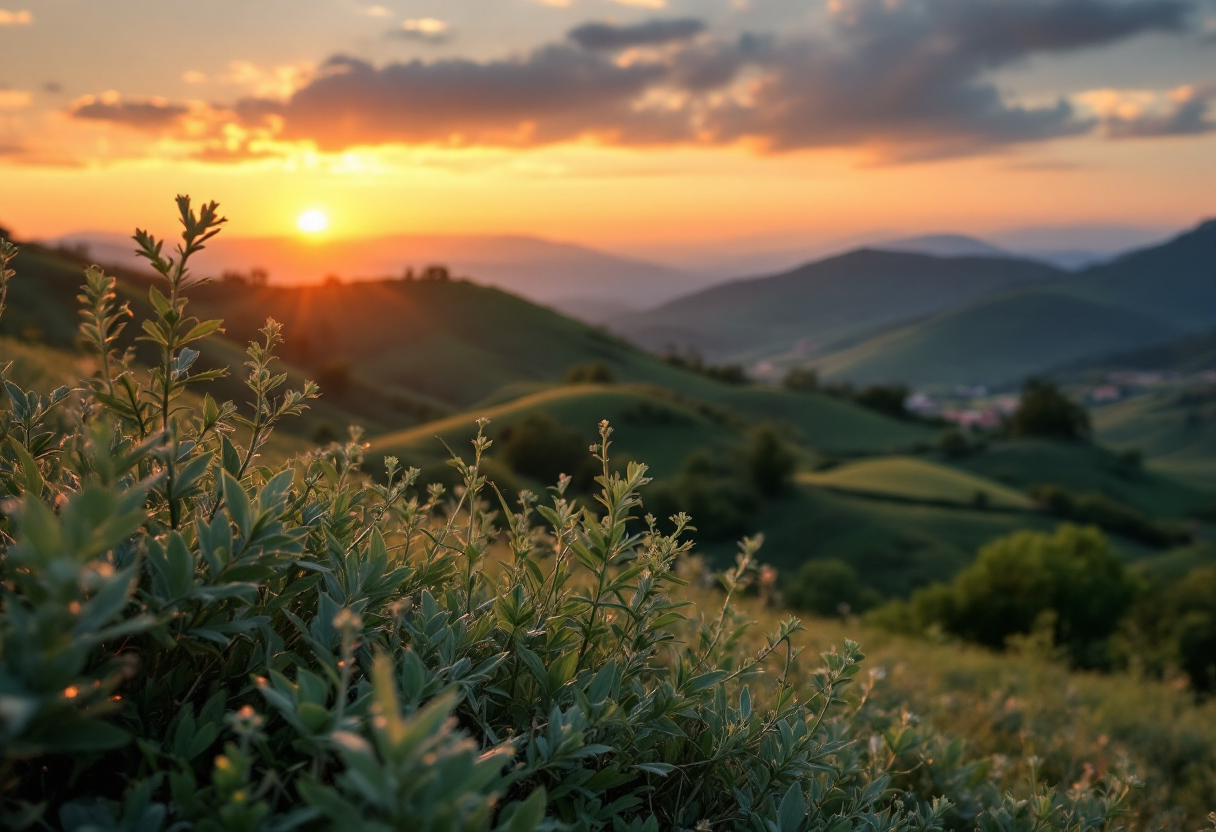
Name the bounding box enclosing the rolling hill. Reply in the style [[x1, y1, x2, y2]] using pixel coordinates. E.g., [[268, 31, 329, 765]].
[[51, 231, 706, 316], [813, 289, 1182, 387], [615, 219, 1216, 388], [800, 456, 1035, 510], [612, 249, 1063, 362], [1093, 384, 1216, 482]]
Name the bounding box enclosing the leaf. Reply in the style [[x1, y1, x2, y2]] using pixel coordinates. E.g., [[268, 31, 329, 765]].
[[7, 437, 43, 497], [222, 472, 253, 542], [501, 787, 547, 832], [632, 762, 675, 776], [777, 783, 806, 832]]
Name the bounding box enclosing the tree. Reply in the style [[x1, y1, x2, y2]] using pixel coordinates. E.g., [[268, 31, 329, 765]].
[[497, 413, 589, 486], [785, 559, 875, 617], [744, 426, 797, 497], [782, 366, 819, 394], [563, 362, 617, 384], [1011, 378, 1090, 441]]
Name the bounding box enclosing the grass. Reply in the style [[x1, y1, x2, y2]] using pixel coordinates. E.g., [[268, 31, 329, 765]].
[[368, 383, 741, 480], [800, 455, 1034, 510], [954, 438, 1216, 519], [693, 580, 1216, 830], [1092, 387, 1216, 483], [694, 483, 1057, 595], [814, 289, 1181, 389]]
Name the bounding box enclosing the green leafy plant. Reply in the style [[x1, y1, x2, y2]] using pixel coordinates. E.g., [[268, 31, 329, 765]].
[[0, 206, 1142, 831]]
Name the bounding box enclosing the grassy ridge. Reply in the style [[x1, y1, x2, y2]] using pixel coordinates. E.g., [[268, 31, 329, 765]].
[[801, 456, 1035, 510], [1093, 388, 1216, 483]]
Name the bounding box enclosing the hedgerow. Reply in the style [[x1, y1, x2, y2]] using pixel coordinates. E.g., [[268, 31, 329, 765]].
[[0, 199, 1142, 831]]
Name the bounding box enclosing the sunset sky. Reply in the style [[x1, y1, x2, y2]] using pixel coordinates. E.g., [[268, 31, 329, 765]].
[[2, 0, 1215, 260]]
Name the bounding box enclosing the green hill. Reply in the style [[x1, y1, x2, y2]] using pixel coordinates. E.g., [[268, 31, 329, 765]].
[[1058, 326, 1216, 377], [1067, 219, 1216, 332], [813, 289, 1180, 388], [1092, 384, 1216, 482], [614, 249, 1061, 362], [367, 383, 741, 480], [953, 438, 1216, 518], [801, 456, 1034, 510]]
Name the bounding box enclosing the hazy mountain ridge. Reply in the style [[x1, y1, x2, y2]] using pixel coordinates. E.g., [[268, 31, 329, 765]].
[[49, 230, 710, 315], [614, 218, 1216, 388]]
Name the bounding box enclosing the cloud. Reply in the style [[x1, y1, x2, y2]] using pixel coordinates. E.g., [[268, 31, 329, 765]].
[[568, 18, 704, 50], [0, 9, 32, 26], [1082, 83, 1216, 137], [700, 0, 1191, 155], [363, 5, 393, 17], [68, 94, 191, 131], [233, 48, 686, 149], [611, 0, 668, 7], [393, 17, 451, 43], [60, 1, 1208, 163]]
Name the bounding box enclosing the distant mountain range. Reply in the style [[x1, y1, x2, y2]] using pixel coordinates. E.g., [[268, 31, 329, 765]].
[[611, 219, 1216, 389], [49, 231, 709, 320]]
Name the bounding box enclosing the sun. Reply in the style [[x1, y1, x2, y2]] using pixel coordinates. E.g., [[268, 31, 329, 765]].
[[296, 209, 330, 235]]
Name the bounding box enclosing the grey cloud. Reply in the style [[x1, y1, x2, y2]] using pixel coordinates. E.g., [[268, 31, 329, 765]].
[[568, 18, 705, 51], [74, 2, 1206, 160], [238, 48, 684, 149], [702, 0, 1188, 154], [69, 97, 189, 130], [1104, 84, 1216, 137]]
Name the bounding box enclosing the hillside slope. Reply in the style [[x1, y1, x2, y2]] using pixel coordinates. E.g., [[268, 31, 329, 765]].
[[813, 290, 1181, 388], [613, 250, 1062, 361]]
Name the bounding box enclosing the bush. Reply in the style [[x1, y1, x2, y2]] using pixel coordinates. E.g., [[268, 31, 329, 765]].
[[1031, 484, 1190, 547], [0, 206, 1144, 831], [496, 412, 593, 487], [821, 382, 911, 420], [744, 425, 797, 497], [1011, 379, 1091, 441], [782, 366, 819, 394], [784, 559, 879, 618], [873, 525, 1137, 668], [563, 362, 617, 384]]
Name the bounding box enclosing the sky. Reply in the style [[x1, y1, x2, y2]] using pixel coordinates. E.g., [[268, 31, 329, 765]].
[[1, 0, 1214, 260]]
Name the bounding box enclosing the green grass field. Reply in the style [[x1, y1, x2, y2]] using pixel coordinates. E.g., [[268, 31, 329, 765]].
[[1093, 387, 1216, 483], [800, 455, 1034, 510], [368, 383, 741, 480], [954, 438, 1216, 518]]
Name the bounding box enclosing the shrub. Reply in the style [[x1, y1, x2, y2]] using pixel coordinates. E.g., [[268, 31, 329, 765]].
[[744, 425, 797, 497], [782, 367, 819, 394], [316, 358, 352, 396], [1031, 484, 1190, 548], [784, 559, 879, 618], [872, 525, 1137, 668], [495, 412, 593, 487], [0, 205, 1143, 831], [1010, 379, 1091, 441], [563, 362, 617, 384]]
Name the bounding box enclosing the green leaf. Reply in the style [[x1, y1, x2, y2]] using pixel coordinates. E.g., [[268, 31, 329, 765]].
[[501, 787, 546, 832], [222, 472, 253, 542]]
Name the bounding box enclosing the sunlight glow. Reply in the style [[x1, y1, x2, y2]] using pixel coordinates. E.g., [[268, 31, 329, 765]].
[[296, 209, 329, 234]]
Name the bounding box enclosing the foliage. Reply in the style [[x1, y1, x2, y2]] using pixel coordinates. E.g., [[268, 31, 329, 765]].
[[783, 559, 879, 619], [870, 525, 1137, 669], [0, 204, 1154, 832], [660, 348, 750, 385], [1010, 379, 1091, 442], [744, 425, 797, 497], [821, 382, 912, 421], [1030, 484, 1189, 548], [495, 411, 595, 488], [781, 367, 819, 394], [647, 449, 759, 542], [563, 363, 617, 385], [1119, 564, 1216, 694]]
